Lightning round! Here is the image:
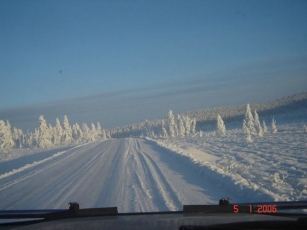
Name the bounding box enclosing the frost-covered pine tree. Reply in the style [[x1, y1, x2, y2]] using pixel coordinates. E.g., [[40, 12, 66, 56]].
[[62, 115, 72, 145], [245, 104, 256, 134], [0, 120, 15, 153], [246, 129, 253, 143], [167, 110, 176, 138], [38, 115, 53, 149], [242, 119, 249, 133], [53, 118, 63, 146], [190, 118, 196, 134], [144, 120, 151, 137], [271, 118, 277, 133], [253, 110, 263, 137], [101, 129, 107, 140], [7, 122, 15, 150], [25, 132, 34, 148], [33, 128, 39, 147], [72, 123, 82, 144], [177, 114, 185, 137], [82, 123, 90, 142], [262, 120, 268, 134], [20, 133, 26, 147], [12, 128, 19, 147], [96, 122, 102, 140], [216, 114, 226, 136], [183, 115, 191, 136], [13, 127, 23, 149], [106, 130, 111, 139], [160, 120, 168, 138], [173, 117, 179, 137], [89, 123, 97, 142], [19, 128, 24, 148], [90, 123, 97, 141], [49, 124, 53, 144]]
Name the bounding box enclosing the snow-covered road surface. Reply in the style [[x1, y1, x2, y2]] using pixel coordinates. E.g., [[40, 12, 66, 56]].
[[0, 138, 234, 212]]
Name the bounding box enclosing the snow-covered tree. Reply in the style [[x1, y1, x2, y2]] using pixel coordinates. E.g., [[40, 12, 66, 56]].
[[242, 119, 249, 133], [271, 118, 277, 133], [72, 123, 82, 144], [262, 120, 268, 134], [49, 124, 53, 143], [177, 114, 185, 136], [199, 130, 203, 138], [245, 104, 256, 134], [167, 110, 176, 138], [53, 118, 63, 146], [106, 130, 111, 139], [190, 118, 196, 134], [81, 123, 90, 142], [12, 127, 23, 149], [253, 110, 263, 137], [89, 123, 97, 142], [101, 129, 107, 140], [37, 115, 53, 149], [25, 132, 34, 148], [0, 120, 15, 153], [246, 129, 253, 143], [183, 115, 191, 136], [144, 120, 152, 137], [173, 118, 179, 137], [33, 128, 39, 147], [62, 115, 72, 145], [303, 125, 307, 133], [161, 120, 168, 138], [216, 114, 226, 136], [96, 122, 102, 140], [6, 121, 14, 146]]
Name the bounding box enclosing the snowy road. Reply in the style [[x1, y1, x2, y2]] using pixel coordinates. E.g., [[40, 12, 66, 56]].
[[0, 138, 233, 212]]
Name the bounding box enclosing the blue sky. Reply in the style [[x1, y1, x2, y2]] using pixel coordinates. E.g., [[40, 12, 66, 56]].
[[1, 0, 307, 129]]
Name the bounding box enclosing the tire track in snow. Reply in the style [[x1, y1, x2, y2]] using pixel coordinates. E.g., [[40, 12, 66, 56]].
[[93, 139, 130, 209], [128, 141, 164, 211], [94, 138, 158, 212], [134, 139, 182, 211]]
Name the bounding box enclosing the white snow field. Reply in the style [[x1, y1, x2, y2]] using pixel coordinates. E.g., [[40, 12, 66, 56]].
[[150, 122, 307, 203], [0, 138, 241, 212]]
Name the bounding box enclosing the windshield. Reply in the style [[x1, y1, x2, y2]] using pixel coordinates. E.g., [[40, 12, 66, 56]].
[[0, 0, 306, 214]]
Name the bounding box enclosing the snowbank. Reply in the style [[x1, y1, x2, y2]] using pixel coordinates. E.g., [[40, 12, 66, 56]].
[[147, 122, 307, 203]]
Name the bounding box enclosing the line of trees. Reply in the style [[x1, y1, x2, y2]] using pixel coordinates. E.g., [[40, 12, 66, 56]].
[[0, 109, 197, 153], [104, 110, 196, 139], [0, 102, 286, 153], [166, 110, 196, 137], [213, 104, 279, 141], [0, 115, 110, 153], [242, 104, 278, 143], [190, 92, 307, 131]]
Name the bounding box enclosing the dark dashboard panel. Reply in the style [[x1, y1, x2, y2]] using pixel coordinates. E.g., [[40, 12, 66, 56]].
[[13, 213, 302, 230]]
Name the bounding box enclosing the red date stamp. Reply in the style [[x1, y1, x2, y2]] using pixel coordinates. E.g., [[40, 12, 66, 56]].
[[233, 204, 277, 213], [257, 205, 277, 213]]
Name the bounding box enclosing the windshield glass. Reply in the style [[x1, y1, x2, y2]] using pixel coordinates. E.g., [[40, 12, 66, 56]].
[[0, 0, 306, 213]]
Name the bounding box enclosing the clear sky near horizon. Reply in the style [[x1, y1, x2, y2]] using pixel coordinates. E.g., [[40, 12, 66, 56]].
[[1, 0, 307, 129]]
